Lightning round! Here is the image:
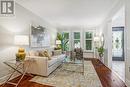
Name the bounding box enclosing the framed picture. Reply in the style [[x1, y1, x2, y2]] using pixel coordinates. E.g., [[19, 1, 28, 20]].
[[30, 25, 50, 47]]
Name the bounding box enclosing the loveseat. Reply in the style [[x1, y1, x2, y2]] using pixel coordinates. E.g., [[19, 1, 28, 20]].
[[26, 50, 66, 76]]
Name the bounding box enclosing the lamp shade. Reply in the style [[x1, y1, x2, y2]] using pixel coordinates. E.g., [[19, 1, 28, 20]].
[[14, 35, 29, 45], [56, 40, 61, 45], [94, 36, 100, 42]]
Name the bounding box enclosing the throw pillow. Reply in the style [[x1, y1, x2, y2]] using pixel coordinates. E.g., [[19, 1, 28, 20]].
[[52, 51, 54, 56], [44, 50, 51, 60], [39, 51, 45, 57], [44, 49, 53, 57]]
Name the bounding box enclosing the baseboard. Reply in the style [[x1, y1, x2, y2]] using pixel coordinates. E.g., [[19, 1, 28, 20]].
[[0, 73, 20, 85], [126, 78, 130, 87], [112, 70, 125, 82]]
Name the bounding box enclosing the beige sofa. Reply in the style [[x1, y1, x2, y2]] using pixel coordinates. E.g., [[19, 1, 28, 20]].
[[26, 50, 66, 76]]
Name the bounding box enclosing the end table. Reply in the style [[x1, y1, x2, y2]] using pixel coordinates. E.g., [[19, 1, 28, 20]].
[[2, 58, 32, 87]]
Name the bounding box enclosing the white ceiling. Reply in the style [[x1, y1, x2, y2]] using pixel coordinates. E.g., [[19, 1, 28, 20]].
[[16, 0, 119, 27]]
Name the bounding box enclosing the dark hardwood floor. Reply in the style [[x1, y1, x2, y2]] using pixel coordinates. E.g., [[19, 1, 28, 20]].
[[89, 58, 127, 87], [1, 75, 53, 87], [1, 58, 127, 87]]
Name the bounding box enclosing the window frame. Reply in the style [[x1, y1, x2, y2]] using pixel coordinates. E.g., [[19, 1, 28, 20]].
[[84, 31, 94, 52], [73, 31, 81, 49]]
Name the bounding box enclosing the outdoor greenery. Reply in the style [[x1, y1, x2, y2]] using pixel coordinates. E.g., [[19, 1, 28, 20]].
[[74, 32, 80, 39], [74, 32, 80, 48], [56, 32, 94, 51], [86, 32, 92, 39], [85, 32, 93, 50], [86, 40, 92, 50]]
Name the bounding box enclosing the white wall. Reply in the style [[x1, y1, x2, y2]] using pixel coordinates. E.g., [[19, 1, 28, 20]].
[[100, 0, 130, 87], [125, 0, 130, 86], [100, 0, 125, 68], [103, 6, 125, 69], [100, 20, 112, 68], [112, 7, 125, 27], [0, 3, 57, 83]]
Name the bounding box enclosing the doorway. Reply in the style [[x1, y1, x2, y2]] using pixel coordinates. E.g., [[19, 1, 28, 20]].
[[112, 27, 125, 81]]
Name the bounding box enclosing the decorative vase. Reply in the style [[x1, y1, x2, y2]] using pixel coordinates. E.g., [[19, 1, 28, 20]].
[[16, 48, 26, 61]]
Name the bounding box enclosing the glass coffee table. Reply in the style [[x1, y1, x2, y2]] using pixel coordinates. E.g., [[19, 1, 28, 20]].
[[62, 56, 84, 75]]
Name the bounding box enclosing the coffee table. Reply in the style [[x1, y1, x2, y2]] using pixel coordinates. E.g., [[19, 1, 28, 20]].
[[63, 56, 84, 75]]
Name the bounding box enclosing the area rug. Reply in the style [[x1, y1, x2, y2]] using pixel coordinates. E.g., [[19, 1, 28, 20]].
[[30, 61, 102, 87]]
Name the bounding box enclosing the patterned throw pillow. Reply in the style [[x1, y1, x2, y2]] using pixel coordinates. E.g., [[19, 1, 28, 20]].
[[39, 51, 45, 57], [44, 50, 51, 60], [44, 49, 52, 57]]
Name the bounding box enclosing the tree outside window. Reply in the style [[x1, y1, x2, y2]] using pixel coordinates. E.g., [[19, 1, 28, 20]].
[[85, 32, 93, 51], [74, 32, 80, 48]]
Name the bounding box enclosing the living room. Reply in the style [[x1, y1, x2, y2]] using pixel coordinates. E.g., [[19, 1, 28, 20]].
[[0, 0, 130, 87]]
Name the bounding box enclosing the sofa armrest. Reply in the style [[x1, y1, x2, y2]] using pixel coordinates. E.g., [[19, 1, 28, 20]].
[[26, 56, 48, 59], [25, 56, 48, 76]]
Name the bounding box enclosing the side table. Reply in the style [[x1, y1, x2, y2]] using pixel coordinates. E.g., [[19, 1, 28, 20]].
[[2, 58, 32, 87]]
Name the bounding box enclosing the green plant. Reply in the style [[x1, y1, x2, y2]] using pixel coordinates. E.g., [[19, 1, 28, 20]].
[[97, 46, 105, 58], [56, 33, 69, 51]]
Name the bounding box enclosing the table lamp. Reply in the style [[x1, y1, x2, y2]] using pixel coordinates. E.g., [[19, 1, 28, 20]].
[[14, 35, 29, 61], [56, 40, 61, 45], [55, 40, 61, 50], [94, 36, 100, 48]]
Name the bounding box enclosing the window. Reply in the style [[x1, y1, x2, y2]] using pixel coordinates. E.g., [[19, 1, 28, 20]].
[[85, 32, 93, 51], [63, 32, 70, 51], [74, 32, 80, 48]]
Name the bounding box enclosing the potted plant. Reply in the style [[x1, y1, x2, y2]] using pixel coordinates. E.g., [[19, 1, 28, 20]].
[[97, 46, 105, 62], [56, 33, 69, 51]]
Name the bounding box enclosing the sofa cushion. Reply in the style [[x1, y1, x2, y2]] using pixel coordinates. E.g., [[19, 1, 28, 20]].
[[57, 54, 66, 61], [29, 50, 39, 56], [48, 54, 66, 67], [53, 50, 62, 56], [48, 58, 58, 67]]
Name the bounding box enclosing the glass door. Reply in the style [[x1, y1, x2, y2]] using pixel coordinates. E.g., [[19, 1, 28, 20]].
[[112, 27, 124, 61]]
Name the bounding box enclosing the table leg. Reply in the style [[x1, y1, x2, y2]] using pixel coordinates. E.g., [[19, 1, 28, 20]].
[[15, 60, 31, 87], [2, 63, 22, 87]]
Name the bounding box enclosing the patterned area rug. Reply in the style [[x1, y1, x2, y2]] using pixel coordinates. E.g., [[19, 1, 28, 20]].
[[30, 61, 102, 87]]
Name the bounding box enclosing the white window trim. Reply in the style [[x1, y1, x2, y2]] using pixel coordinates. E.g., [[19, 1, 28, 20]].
[[84, 31, 94, 52], [73, 31, 82, 49], [59, 28, 96, 52]]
